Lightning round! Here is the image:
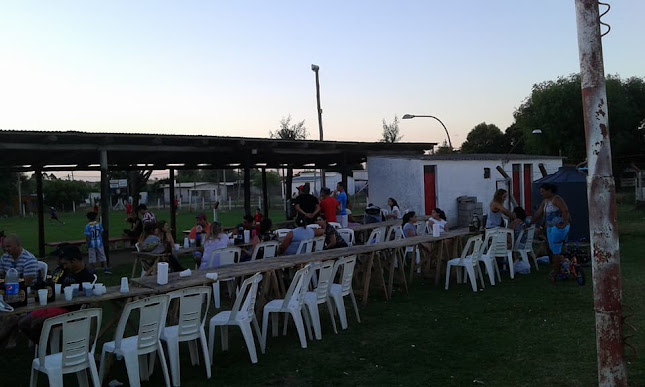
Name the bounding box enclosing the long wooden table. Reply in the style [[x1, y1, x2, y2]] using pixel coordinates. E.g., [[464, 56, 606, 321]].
[[131, 229, 473, 305]]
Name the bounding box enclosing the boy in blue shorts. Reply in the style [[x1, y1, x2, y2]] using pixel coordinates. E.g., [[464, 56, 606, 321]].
[[84, 211, 111, 274]]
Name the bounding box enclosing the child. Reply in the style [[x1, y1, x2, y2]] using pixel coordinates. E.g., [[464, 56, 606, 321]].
[[84, 211, 111, 274], [254, 207, 263, 231]]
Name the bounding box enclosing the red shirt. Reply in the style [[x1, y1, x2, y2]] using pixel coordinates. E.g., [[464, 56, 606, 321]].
[[319, 197, 339, 222]]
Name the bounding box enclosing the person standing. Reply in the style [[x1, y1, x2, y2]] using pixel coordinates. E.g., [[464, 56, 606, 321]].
[[319, 187, 339, 223], [84, 211, 111, 274], [531, 183, 570, 281], [293, 183, 320, 225], [336, 182, 348, 228], [49, 207, 64, 225], [485, 189, 515, 228]]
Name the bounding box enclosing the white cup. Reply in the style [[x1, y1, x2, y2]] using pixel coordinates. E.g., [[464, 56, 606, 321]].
[[82, 282, 93, 296], [189, 239, 196, 247], [37, 289, 48, 306], [71, 284, 80, 297], [174, 243, 180, 251], [64, 286, 74, 301], [54, 284, 62, 300]]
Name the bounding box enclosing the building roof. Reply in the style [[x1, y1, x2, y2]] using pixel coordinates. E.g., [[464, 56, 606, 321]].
[[0, 130, 434, 172], [369, 153, 564, 161]]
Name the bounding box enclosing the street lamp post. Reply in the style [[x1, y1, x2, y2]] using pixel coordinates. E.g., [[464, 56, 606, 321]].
[[503, 129, 543, 163], [311, 64, 325, 189], [402, 114, 453, 150]]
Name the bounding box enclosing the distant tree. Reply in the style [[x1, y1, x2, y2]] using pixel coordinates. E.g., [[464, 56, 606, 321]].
[[513, 74, 645, 173], [504, 123, 526, 154], [269, 115, 308, 212], [380, 115, 402, 143], [43, 179, 91, 209], [270, 115, 308, 140], [0, 170, 18, 204], [435, 140, 453, 154], [460, 122, 509, 153]]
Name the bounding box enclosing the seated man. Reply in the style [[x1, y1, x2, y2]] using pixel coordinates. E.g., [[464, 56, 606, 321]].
[[188, 213, 210, 245], [0, 233, 38, 286], [232, 215, 254, 246], [19, 245, 95, 344]]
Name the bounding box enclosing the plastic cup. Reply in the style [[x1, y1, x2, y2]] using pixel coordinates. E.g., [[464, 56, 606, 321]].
[[37, 289, 48, 306], [55, 284, 62, 300], [64, 286, 74, 301], [71, 284, 79, 297], [174, 243, 180, 251], [82, 282, 93, 296], [189, 239, 196, 247]]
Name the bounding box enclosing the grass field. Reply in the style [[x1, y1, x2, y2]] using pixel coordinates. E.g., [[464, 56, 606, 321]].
[[1, 201, 644, 386]]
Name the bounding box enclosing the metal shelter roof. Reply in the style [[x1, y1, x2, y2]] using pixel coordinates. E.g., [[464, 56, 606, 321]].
[[0, 130, 435, 172]]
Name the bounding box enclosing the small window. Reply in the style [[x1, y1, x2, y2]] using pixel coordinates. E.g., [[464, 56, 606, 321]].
[[484, 168, 491, 179]]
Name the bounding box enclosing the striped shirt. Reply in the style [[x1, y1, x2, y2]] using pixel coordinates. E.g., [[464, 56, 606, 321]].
[[0, 249, 39, 279], [84, 221, 104, 248]]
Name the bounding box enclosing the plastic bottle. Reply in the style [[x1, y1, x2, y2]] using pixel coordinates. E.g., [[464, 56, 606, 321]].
[[4, 268, 19, 305], [45, 275, 56, 303]]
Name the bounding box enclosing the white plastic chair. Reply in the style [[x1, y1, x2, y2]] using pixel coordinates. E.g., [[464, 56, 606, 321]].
[[445, 236, 486, 292], [414, 220, 427, 235], [328, 222, 341, 229], [161, 286, 212, 387], [211, 247, 241, 309], [313, 235, 326, 252], [306, 224, 321, 229], [274, 229, 292, 239], [472, 232, 501, 286], [486, 228, 515, 279], [99, 295, 171, 387], [208, 272, 263, 364], [303, 260, 337, 340], [513, 225, 538, 271], [337, 229, 355, 247], [329, 256, 361, 329], [36, 261, 48, 279], [262, 264, 312, 350], [250, 241, 279, 261], [401, 226, 421, 271], [385, 225, 403, 242], [295, 238, 315, 255], [30, 309, 102, 387], [365, 227, 384, 245]]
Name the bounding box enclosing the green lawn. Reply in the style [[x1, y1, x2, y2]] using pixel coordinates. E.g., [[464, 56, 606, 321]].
[[1, 202, 644, 386]]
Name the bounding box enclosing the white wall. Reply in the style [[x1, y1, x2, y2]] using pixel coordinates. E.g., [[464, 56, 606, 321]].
[[368, 157, 425, 214], [291, 173, 355, 196], [368, 156, 563, 227]]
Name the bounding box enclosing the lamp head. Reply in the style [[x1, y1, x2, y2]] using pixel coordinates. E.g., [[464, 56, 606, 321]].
[[532, 129, 543, 134], [311, 64, 319, 71], [402, 114, 415, 119]]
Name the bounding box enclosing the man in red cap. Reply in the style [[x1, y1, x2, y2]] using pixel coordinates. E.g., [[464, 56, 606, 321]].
[[189, 213, 210, 241]]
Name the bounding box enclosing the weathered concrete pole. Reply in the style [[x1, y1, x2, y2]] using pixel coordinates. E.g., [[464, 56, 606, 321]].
[[574, 1, 627, 385]]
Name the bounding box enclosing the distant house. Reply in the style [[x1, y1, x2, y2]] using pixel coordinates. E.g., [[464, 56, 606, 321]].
[[367, 154, 563, 227], [160, 182, 236, 205]]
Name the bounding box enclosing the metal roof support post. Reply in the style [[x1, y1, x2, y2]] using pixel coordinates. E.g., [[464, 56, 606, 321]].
[[262, 168, 269, 218], [575, 1, 627, 385], [169, 168, 177, 242], [243, 155, 251, 216], [99, 149, 111, 266], [35, 168, 45, 258]]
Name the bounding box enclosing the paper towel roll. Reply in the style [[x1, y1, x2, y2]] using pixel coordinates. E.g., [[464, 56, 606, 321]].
[[157, 262, 169, 285], [432, 223, 441, 237], [243, 230, 251, 244]]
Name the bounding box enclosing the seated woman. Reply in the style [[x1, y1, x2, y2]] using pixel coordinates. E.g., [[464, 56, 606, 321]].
[[200, 222, 229, 269], [427, 208, 449, 233], [402, 211, 432, 252], [385, 197, 402, 220], [279, 217, 324, 255], [315, 214, 348, 250], [510, 206, 530, 249]]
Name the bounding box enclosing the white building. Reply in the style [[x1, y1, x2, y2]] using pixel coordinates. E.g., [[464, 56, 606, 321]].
[[367, 154, 563, 226], [161, 182, 234, 204], [291, 172, 356, 195]]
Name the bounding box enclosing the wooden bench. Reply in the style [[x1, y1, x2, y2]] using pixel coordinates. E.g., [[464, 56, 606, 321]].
[[45, 237, 135, 250]]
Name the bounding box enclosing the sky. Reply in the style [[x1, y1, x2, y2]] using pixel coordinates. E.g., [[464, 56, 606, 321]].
[[1, 0, 643, 159]]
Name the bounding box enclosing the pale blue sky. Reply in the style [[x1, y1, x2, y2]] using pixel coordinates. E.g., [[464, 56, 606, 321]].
[[1, 1, 643, 148]]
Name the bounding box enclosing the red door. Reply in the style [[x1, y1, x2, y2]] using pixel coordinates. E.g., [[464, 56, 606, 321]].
[[423, 165, 436, 215], [512, 164, 521, 207], [523, 164, 532, 214]]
